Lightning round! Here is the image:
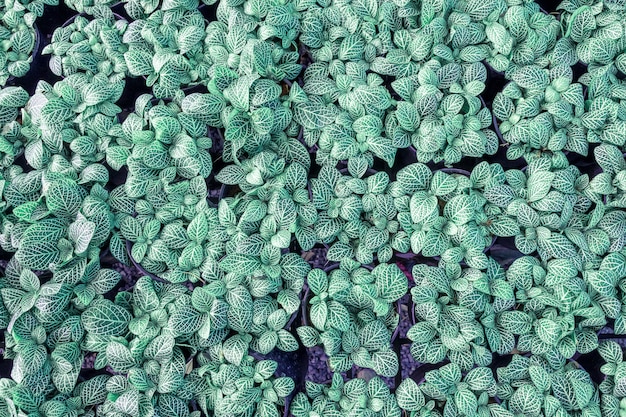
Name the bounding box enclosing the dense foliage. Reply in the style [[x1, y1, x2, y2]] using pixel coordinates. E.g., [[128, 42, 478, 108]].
[[1, 0, 626, 416]]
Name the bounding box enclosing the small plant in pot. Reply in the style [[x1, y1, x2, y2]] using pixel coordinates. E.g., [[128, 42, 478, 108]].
[[576, 69, 626, 150], [597, 340, 626, 416], [0, 86, 29, 168], [110, 96, 214, 194], [116, 181, 214, 283], [492, 63, 588, 163], [20, 74, 125, 173], [291, 372, 401, 417], [482, 156, 593, 262], [194, 346, 295, 417], [0, 5, 39, 86], [315, 169, 408, 264], [297, 61, 396, 173], [248, 300, 299, 355], [214, 148, 318, 252], [1, 264, 118, 382], [109, 95, 219, 281], [297, 263, 406, 378], [495, 354, 601, 416], [310, 166, 394, 264], [588, 143, 626, 205], [393, 162, 494, 267], [76, 278, 237, 416], [408, 258, 515, 372], [214, 242, 308, 358], [383, 59, 497, 166], [122, 4, 210, 99], [180, 78, 303, 165], [500, 255, 607, 369], [397, 362, 506, 417], [63, 0, 117, 13], [0, 175, 116, 284], [558, 0, 626, 73], [483, 3, 561, 73], [298, 0, 398, 65], [43, 6, 129, 78]]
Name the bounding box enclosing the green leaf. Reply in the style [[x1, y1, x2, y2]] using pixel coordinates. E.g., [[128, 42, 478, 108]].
[[353, 115, 383, 137], [540, 234, 577, 259], [46, 179, 85, 217], [224, 75, 259, 112], [327, 301, 350, 332], [528, 366, 551, 393], [310, 301, 328, 330], [410, 191, 438, 224], [106, 341, 137, 372], [79, 375, 109, 406], [511, 65, 549, 90], [223, 334, 249, 366], [527, 171, 554, 202], [464, 367, 494, 391], [144, 335, 175, 363], [16, 220, 65, 270], [371, 349, 398, 377], [281, 253, 311, 282], [444, 195, 473, 225], [82, 299, 132, 336], [374, 263, 408, 303], [489, 216, 521, 237], [509, 385, 542, 415], [220, 254, 261, 276], [430, 171, 457, 196], [307, 269, 328, 295], [293, 100, 336, 130], [169, 305, 205, 336], [216, 165, 247, 185], [338, 34, 365, 61], [498, 311, 532, 334], [69, 217, 96, 255], [187, 214, 208, 242], [182, 93, 227, 119], [535, 318, 560, 345], [125, 49, 153, 76], [274, 377, 295, 398], [595, 144, 625, 175], [598, 341, 623, 364], [455, 389, 478, 415], [396, 378, 425, 411], [177, 25, 204, 54], [0, 87, 29, 107], [359, 320, 391, 351], [296, 326, 320, 347]]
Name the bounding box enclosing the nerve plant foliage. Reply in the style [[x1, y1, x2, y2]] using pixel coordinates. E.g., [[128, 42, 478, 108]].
[[4, 0, 626, 415]]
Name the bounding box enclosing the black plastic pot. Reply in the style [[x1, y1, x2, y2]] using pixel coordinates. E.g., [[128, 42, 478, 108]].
[[300, 243, 330, 270], [198, 1, 218, 22], [300, 263, 403, 361], [490, 107, 529, 170], [125, 239, 169, 283], [218, 182, 242, 200], [486, 237, 524, 268], [117, 76, 152, 117], [5, 24, 46, 94], [573, 350, 604, 385], [250, 345, 308, 417], [54, 10, 149, 115], [36, 2, 78, 36], [408, 360, 449, 385]]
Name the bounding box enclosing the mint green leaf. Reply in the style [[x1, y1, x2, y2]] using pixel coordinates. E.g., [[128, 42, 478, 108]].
[[82, 299, 131, 336]]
